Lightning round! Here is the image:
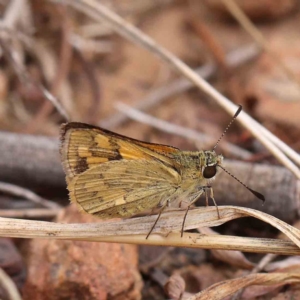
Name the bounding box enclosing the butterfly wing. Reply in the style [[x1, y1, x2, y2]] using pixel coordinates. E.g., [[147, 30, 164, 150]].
[[60, 122, 183, 217], [60, 122, 181, 183], [68, 159, 181, 218]]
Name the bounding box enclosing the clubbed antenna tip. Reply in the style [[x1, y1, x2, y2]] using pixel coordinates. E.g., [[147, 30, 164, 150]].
[[213, 105, 243, 151], [217, 164, 265, 205], [248, 188, 265, 204], [234, 105, 243, 118]]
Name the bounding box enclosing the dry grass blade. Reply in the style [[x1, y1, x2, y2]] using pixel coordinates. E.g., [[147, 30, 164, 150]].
[[187, 272, 300, 300], [0, 267, 22, 300], [0, 206, 300, 255], [52, 0, 300, 178], [222, 0, 300, 90]]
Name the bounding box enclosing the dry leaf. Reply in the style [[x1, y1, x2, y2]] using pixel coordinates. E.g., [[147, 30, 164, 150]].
[[187, 273, 300, 300], [164, 274, 186, 300]]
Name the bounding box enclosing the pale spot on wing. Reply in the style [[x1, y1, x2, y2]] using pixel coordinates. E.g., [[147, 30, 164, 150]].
[[95, 134, 111, 149], [78, 146, 92, 157], [87, 157, 109, 164], [114, 198, 127, 205]]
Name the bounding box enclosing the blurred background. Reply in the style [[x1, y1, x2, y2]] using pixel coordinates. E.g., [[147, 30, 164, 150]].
[[0, 0, 300, 299]]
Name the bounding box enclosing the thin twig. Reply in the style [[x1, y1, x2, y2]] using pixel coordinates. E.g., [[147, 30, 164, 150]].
[[2, 0, 26, 28], [0, 39, 69, 121], [222, 0, 300, 90], [0, 182, 61, 209], [74, 48, 102, 124], [100, 44, 260, 129], [24, 6, 73, 133], [53, 0, 300, 179], [0, 267, 22, 300], [0, 208, 61, 219], [79, 23, 113, 38], [188, 5, 227, 69], [0, 0, 34, 39], [69, 33, 113, 53], [115, 102, 252, 159]]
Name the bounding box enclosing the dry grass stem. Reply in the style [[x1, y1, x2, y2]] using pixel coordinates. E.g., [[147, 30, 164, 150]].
[[0, 182, 61, 209], [0, 208, 61, 219], [70, 33, 113, 53], [53, 0, 300, 179], [101, 44, 259, 129], [115, 102, 252, 159], [1, 206, 300, 255], [222, 0, 300, 91], [2, 0, 33, 34], [25, 7, 74, 133], [0, 267, 22, 300]]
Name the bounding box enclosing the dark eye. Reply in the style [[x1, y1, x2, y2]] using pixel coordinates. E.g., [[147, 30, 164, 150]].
[[203, 166, 217, 179]]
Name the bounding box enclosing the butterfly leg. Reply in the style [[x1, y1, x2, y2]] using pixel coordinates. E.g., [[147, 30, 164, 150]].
[[205, 186, 221, 219], [202, 185, 220, 218], [181, 186, 220, 237], [205, 188, 209, 206], [181, 193, 202, 237], [146, 202, 168, 239]]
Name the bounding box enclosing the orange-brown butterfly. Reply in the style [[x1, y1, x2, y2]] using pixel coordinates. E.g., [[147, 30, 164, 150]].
[[60, 105, 264, 238]]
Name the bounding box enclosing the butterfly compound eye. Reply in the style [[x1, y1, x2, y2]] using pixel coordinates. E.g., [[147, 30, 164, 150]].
[[203, 166, 217, 179]]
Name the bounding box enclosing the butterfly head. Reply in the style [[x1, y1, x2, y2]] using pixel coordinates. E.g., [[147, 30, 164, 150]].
[[202, 150, 223, 180]]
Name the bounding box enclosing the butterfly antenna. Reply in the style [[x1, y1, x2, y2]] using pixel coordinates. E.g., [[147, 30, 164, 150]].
[[217, 164, 265, 203], [213, 105, 243, 151]]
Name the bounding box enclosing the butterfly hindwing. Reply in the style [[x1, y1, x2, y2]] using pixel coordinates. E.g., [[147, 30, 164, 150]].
[[68, 159, 181, 218]]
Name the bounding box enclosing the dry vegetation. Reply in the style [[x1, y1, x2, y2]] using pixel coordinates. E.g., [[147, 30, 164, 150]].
[[0, 0, 300, 299]]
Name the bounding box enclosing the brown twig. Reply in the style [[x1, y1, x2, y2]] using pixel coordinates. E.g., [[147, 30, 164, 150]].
[[74, 48, 102, 124], [187, 3, 227, 69], [0, 131, 64, 188]]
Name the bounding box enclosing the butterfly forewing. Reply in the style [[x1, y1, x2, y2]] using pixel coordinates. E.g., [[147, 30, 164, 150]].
[[60, 122, 181, 183]]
